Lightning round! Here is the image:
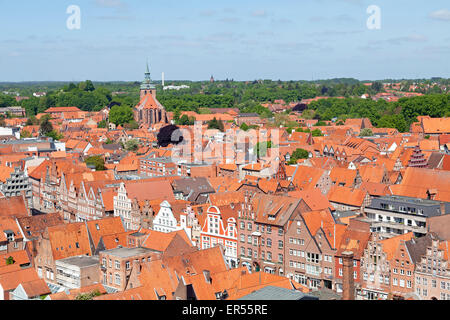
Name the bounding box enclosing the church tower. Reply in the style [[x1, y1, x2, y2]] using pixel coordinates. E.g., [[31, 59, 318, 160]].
[[134, 62, 169, 127], [140, 62, 156, 99]]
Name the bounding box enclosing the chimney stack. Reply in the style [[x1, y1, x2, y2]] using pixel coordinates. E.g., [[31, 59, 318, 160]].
[[342, 251, 355, 300], [440, 202, 446, 215]]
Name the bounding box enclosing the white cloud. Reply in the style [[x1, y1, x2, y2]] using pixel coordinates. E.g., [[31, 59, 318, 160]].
[[252, 10, 267, 18], [429, 9, 450, 21]]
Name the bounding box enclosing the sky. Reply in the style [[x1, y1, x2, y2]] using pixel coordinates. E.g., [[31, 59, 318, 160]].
[[0, 0, 449, 82]]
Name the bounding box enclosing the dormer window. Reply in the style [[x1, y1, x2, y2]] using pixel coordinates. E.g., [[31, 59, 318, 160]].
[[4, 231, 14, 242]]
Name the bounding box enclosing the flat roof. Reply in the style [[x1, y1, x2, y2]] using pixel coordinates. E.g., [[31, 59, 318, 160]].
[[56, 255, 99, 268], [238, 286, 317, 300], [101, 246, 153, 258], [373, 195, 448, 206]]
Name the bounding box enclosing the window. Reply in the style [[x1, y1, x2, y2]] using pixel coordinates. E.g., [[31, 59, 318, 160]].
[[306, 252, 320, 264], [102, 258, 106, 267], [267, 252, 272, 261], [126, 261, 130, 270], [353, 260, 357, 267], [248, 248, 252, 257], [247, 223, 252, 231], [278, 228, 283, 236], [267, 239, 272, 248], [247, 236, 252, 244], [407, 280, 412, 288], [353, 271, 357, 279], [432, 279, 436, 288], [339, 258, 343, 265], [240, 222, 245, 230], [278, 240, 283, 249], [278, 254, 283, 263], [339, 268, 343, 276], [267, 226, 272, 234], [422, 289, 427, 297], [115, 274, 121, 285], [393, 278, 398, 286], [240, 234, 245, 243], [115, 260, 120, 270]]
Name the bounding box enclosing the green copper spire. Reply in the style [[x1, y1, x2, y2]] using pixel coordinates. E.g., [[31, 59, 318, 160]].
[[141, 61, 155, 90]]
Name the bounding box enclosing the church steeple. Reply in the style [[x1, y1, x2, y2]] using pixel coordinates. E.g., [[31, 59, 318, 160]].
[[141, 61, 156, 99]]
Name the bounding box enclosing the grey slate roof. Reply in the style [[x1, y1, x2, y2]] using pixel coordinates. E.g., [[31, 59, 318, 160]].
[[238, 286, 318, 300], [309, 288, 342, 300], [172, 177, 215, 203], [405, 233, 435, 264]]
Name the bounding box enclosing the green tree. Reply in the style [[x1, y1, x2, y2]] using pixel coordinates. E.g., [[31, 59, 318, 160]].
[[21, 130, 32, 139], [359, 128, 374, 137], [98, 120, 107, 128], [109, 105, 134, 126], [240, 123, 250, 131], [47, 131, 64, 141], [288, 148, 309, 164], [207, 117, 224, 132], [124, 120, 140, 130], [371, 81, 383, 93], [254, 141, 275, 158], [75, 290, 102, 300], [6, 256, 14, 265], [125, 139, 139, 151], [311, 129, 323, 137], [85, 156, 106, 171], [39, 115, 53, 136], [79, 80, 95, 92]]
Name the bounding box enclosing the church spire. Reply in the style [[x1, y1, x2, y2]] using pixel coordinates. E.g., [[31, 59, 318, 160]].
[[140, 61, 156, 99], [144, 60, 151, 82]]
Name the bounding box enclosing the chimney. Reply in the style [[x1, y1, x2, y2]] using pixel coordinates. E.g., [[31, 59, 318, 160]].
[[440, 202, 446, 215], [342, 251, 355, 300]]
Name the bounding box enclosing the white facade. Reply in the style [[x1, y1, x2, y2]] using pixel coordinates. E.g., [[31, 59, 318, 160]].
[[113, 183, 137, 231], [200, 206, 238, 269], [153, 201, 181, 233]]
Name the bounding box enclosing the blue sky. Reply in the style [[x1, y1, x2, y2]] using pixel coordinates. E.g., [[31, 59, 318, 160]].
[[0, 0, 449, 81]]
